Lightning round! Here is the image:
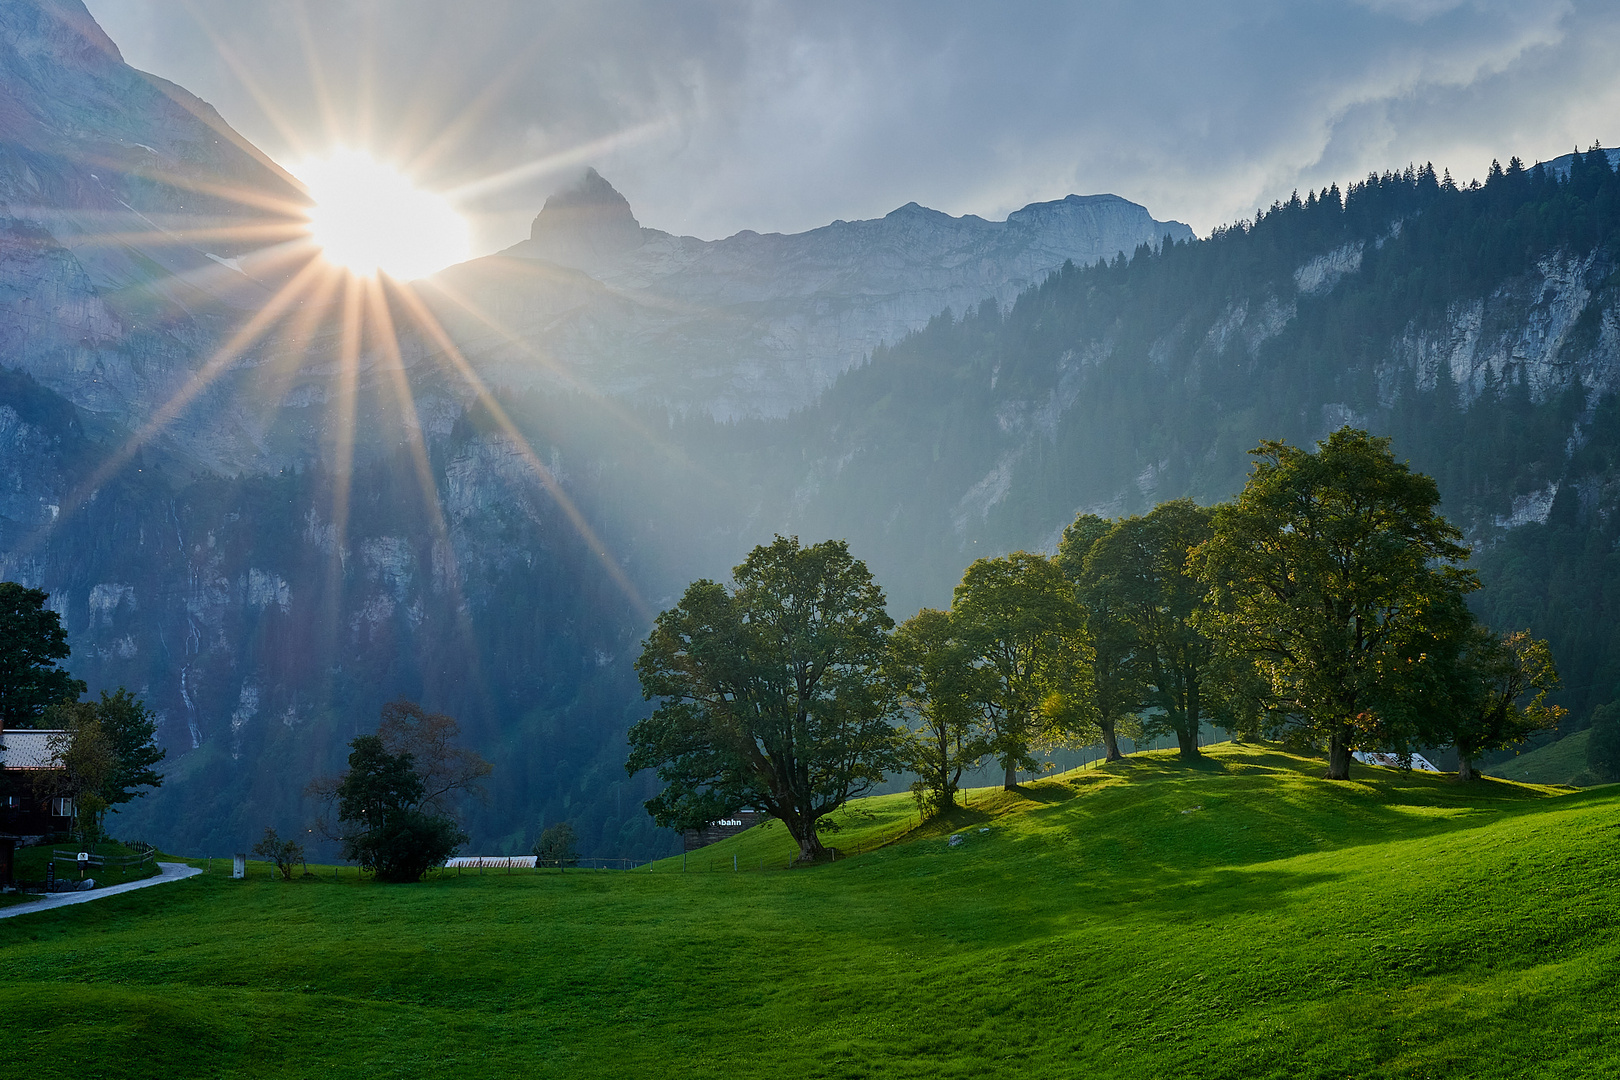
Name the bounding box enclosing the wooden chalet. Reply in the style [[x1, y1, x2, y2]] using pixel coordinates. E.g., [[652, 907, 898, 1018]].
[[0, 729, 74, 885]]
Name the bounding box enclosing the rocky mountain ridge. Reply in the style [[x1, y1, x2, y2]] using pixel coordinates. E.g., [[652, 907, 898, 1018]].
[[439, 168, 1193, 418]]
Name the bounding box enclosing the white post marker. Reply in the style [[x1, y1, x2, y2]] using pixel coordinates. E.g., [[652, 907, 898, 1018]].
[[232, 853, 246, 879]]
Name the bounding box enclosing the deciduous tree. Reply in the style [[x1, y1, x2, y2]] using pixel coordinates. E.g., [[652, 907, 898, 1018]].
[[951, 551, 1090, 789], [44, 688, 165, 814], [375, 699, 491, 815], [1587, 701, 1620, 781], [533, 821, 580, 870], [888, 608, 987, 817], [1421, 616, 1564, 781], [1057, 514, 1142, 762], [1086, 501, 1220, 759], [1196, 429, 1476, 779], [328, 735, 467, 882], [44, 712, 115, 845], [253, 826, 306, 881], [628, 536, 900, 862]]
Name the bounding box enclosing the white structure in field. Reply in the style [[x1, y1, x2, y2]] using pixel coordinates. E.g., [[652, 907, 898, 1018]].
[[1353, 751, 1441, 773]]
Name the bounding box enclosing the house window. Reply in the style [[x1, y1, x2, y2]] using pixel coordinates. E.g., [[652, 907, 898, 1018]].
[[1, 795, 18, 809], [51, 797, 74, 818]]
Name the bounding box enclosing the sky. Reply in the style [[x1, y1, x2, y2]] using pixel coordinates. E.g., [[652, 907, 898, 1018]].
[[82, 0, 1620, 256]]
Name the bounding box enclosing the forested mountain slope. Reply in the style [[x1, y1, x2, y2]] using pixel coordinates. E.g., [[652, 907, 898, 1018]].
[[702, 151, 1620, 736]]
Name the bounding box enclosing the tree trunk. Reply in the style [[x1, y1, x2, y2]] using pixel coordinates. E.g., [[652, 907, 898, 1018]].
[[1003, 764, 1018, 790], [789, 815, 828, 862], [1325, 729, 1353, 780], [1101, 721, 1123, 763], [1457, 755, 1476, 782], [1176, 723, 1201, 760]]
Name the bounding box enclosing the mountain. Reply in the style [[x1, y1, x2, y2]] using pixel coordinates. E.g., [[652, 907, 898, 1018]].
[[0, 0, 1200, 859], [0, 0, 316, 471], [699, 155, 1620, 750], [436, 168, 1193, 418]]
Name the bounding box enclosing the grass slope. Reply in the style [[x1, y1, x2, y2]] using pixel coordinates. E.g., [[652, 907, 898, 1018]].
[[1487, 729, 1599, 787], [1, 744, 1617, 1079]]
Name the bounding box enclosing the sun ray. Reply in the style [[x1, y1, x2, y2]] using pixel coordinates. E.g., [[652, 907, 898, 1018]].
[[391, 283, 651, 620], [174, 0, 316, 162], [244, 266, 346, 440], [314, 272, 368, 661], [364, 277, 455, 542], [19, 257, 327, 558], [328, 272, 366, 555], [403, 33, 551, 180], [49, 222, 310, 249], [419, 275, 711, 482], [290, 0, 344, 150], [355, 2, 379, 153], [366, 278, 486, 684], [442, 121, 670, 203]]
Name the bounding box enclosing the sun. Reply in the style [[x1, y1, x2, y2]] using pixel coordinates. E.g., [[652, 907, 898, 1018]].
[[294, 149, 471, 280]]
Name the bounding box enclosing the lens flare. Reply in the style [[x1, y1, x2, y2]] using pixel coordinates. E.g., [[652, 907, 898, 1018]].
[[295, 149, 470, 279]]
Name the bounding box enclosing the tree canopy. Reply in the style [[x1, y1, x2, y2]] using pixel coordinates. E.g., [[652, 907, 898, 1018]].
[[0, 582, 85, 728], [950, 551, 1091, 789], [1196, 429, 1477, 779], [331, 734, 468, 882], [1084, 501, 1222, 759], [44, 688, 166, 822], [888, 607, 987, 817], [1419, 615, 1563, 781], [1057, 514, 1142, 762], [628, 536, 900, 861]]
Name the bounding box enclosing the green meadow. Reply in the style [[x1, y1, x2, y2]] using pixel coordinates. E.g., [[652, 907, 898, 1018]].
[[2, 743, 1617, 1079]]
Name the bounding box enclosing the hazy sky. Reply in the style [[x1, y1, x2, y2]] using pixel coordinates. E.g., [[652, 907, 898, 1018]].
[[83, 0, 1620, 255]]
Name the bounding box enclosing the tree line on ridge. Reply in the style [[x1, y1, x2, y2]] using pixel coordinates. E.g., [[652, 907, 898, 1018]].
[[628, 429, 1563, 862]]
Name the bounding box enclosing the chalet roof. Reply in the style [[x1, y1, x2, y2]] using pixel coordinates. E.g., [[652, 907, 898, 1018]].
[[0, 729, 66, 770]]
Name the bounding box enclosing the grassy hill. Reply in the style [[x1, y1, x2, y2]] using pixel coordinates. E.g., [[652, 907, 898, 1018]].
[[1486, 729, 1600, 787], [2, 744, 1617, 1079]]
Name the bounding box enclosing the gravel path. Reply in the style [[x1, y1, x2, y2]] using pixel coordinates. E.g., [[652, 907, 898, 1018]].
[[0, 861, 202, 920]]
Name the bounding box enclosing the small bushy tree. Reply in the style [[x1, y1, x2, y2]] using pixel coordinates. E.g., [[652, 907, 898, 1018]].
[[253, 826, 306, 881], [330, 736, 467, 883], [533, 822, 580, 870]]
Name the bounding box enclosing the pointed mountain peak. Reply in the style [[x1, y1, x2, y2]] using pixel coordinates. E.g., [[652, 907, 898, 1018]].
[[528, 168, 643, 257]]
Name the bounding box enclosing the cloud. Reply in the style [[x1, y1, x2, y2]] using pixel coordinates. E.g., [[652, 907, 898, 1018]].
[[82, 0, 1614, 251]]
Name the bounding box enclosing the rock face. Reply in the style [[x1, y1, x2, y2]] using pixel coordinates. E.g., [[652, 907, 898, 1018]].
[[439, 172, 1194, 418], [0, 0, 313, 472]]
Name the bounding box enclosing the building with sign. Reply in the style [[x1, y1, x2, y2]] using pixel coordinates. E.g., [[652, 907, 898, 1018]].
[[682, 809, 764, 851]]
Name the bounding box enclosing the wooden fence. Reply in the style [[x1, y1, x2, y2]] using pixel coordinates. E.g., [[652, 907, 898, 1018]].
[[52, 849, 156, 871]]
